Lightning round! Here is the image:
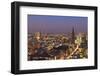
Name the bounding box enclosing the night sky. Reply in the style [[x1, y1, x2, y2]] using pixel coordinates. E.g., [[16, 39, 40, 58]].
[[28, 15, 88, 34]]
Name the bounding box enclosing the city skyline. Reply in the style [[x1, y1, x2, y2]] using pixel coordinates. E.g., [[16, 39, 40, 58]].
[[28, 15, 88, 34], [28, 15, 88, 60]]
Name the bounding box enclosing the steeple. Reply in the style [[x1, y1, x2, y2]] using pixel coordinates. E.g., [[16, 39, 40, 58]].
[[71, 27, 75, 44]]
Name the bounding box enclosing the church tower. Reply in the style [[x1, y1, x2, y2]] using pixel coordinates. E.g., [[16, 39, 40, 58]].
[[71, 27, 75, 44]]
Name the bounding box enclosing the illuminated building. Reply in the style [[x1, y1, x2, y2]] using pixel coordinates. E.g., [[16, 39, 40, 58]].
[[34, 32, 41, 40]]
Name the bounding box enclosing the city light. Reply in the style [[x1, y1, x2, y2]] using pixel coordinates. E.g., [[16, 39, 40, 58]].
[[28, 28, 88, 61]]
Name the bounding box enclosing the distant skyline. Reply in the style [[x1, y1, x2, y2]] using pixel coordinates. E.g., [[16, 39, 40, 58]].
[[28, 15, 88, 34]]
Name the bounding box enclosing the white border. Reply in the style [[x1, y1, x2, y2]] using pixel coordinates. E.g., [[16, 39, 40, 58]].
[[20, 6, 95, 70]]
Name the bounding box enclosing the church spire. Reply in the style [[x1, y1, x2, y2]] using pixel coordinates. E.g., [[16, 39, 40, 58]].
[[71, 27, 75, 44]]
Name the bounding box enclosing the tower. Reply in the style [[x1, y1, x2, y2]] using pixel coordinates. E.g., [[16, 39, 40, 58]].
[[71, 27, 75, 44]]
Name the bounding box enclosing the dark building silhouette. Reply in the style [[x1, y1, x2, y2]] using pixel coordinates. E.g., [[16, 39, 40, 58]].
[[71, 27, 75, 44]]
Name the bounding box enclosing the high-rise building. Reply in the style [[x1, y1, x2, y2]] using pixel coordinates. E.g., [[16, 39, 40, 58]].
[[34, 32, 41, 40]]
